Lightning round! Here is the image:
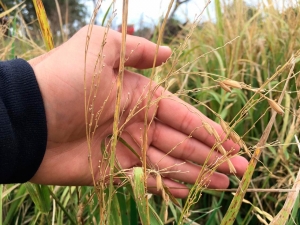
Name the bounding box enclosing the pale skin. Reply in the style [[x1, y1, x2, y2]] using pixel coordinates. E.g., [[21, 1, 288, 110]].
[[29, 25, 248, 198]]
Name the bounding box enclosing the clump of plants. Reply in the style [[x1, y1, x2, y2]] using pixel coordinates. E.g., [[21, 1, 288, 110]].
[[1, 0, 299, 224]]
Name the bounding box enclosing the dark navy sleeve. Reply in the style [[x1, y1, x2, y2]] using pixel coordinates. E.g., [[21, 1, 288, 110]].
[[0, 59, 47, 183]]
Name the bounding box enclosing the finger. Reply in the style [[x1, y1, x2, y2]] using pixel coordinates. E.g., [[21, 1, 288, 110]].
[[115, 135, 189, 198], [151, 121, 248, 176], [109, 30, 172, 69], [75, 26, 171, 69], [114, 129, 229, 192], [155, 93, 241, 151], [146, 146, 230, 189]]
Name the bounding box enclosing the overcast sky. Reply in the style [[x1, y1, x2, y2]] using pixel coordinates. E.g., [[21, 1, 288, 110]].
[[86, 0, 214, 29], [85, 0, 298, 30]]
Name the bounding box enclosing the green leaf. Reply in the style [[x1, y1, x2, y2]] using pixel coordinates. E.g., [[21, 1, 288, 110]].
[[0, 184, 3, 224], [4, 184, 27, 225], [108, 187, 123, 225], [24, 183, 51, 213], [117, 187, 130, 225], [130, 167, 163, 225], [287, 193, 299, 225], [101, 1, 113, 26]]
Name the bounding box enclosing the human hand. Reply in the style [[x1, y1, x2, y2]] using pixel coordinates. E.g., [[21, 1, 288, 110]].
[[29, 25, 248, 198]]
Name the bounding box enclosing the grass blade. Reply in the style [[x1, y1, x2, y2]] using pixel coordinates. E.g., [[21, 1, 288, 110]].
[[101, 1, 113, 26], [1, 184, 20, 199], [108, 187, 123, 225], [130, 194, 138, 225], [214, 0, 225, 62], [3, 184, 27, 225], [130, 167, 163, 225], [32, 0, 54, 51], [24, 183, 51, 213], [116, 187, 130, 225], [0, 184, 3, 225], [269, 135, 300, 225], [47, 186, 77, 225], [206, 192, 225, 224], [9, 13, 16, 59], [287, 194, 299, 225], [269, 168, 300, 225], [130, 167, 149, 225]]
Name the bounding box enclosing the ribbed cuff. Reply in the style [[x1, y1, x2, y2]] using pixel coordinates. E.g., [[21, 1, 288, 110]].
[[0, 59, 47, 183]]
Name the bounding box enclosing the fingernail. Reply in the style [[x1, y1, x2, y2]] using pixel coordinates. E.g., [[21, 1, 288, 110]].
[[160, 45, 172, 52]]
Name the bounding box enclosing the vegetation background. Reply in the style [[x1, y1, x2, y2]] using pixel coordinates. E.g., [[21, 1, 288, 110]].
[[0, 0, 300, 224]]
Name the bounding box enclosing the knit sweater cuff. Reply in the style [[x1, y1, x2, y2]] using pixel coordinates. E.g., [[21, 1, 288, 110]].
[[0, 59, 47, 183]]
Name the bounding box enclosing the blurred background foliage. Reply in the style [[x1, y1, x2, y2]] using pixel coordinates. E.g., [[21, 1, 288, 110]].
[[0, 0, 87, 38]]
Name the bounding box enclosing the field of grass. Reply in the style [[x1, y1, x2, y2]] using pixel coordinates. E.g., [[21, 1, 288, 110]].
[[1, 0, 300, 224]]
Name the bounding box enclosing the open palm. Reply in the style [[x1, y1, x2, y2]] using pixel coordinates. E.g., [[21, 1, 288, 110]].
[[29, 26, 248, 198]]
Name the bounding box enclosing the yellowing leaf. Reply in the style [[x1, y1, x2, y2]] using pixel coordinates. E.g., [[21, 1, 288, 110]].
[[32, 0, 54, 51]]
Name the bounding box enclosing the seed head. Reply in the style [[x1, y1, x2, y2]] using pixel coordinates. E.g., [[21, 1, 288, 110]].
[[242, 142, 251, 157], [220, 119, 244, 146], [217, 144, 226, 155], [267, 98, 284, 115], [202, 122, 214, 136], [220, 119, 230, 134], [229, 130, 242, 145], [222, 79, 242, 89], [212, 127, 221, 142], [218, 81, 232, 93], [227, 160, 237, 174], [156, 174, 162, 192]]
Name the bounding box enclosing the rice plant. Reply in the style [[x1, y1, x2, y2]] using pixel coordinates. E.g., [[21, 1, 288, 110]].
[[1, 0, 300, 224]]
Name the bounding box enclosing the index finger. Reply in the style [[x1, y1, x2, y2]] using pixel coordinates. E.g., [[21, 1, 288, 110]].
[[156, 94, 240, 153], [112, 33, 172, 69]]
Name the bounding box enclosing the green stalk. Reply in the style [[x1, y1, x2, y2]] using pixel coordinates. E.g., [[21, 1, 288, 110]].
[[10, 13, 16, 59], [214, 0, 225, 63], [47, 187, 76, 225], [101, 1, 113, 26], [108, 0, 128, 219], [0, 184, 3, 225]]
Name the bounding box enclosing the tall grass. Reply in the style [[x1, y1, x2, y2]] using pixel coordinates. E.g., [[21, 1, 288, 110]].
[[1, 0, 300, 224]]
